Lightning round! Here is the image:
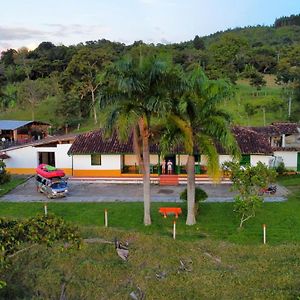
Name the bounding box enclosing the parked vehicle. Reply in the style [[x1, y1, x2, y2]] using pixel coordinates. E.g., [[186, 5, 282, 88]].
[[35, 165, 68, 199], [36, 164, 65, 178], [258, 185, 277, 196]]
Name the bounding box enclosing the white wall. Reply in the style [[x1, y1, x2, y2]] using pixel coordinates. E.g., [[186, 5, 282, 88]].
[[250, 155, 273, 166], [73, 154, 121, 170], [55, 144, 72, 168], [150, 155, 158, 164], [273, 151, 298, 169], [5, 144, 72, 170], [124, 154, 158, 165], [5, 146, 38, 168], [124, 155, 137, 165], [178, 155, 188, 165], [219, 155, 233, 166]]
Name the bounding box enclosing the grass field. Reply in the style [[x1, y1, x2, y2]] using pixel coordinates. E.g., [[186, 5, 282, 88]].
[[1, 176, 300, 299], [1, 75, 297, 131], [1, 175, 300, 245]]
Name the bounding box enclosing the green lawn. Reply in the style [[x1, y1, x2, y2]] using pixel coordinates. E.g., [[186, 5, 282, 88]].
[[1, 175, 300, 245], [1, 175, 300, 299]]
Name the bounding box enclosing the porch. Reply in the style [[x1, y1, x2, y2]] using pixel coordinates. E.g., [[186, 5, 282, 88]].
[[121, 154, 208, 175]]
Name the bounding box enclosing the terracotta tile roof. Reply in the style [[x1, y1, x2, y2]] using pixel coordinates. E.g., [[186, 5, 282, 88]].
[[231, 127, 273, 154], [68, 130, 160, 155], [272, 146, 300, 152], [271, 122, 300, 135], [0, 153, 10, 159], [249, 125, 280, 136], [68, 127, 273, 155]]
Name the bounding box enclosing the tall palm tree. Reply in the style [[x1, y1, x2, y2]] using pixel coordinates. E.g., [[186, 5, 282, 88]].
[[163, 66, 240, 225], [100, 54, 181, 225]]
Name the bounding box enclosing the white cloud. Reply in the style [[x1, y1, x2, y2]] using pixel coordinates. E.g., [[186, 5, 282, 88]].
[[0, 26, 46, 41]]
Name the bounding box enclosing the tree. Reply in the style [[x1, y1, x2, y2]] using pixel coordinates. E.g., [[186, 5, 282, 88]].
[[224, 161, 276, 228], [65, 47, 113, 124], [17, 77, 59, 120], [101, 55, 181, 225], [208, 34, 249, 82], [162, 66, 240, 225], [193, 35, 205, 50], [249, 71, 266, 93]]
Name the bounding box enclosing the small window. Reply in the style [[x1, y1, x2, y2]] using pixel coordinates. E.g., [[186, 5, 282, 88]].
[[91, 154, 101, 166]]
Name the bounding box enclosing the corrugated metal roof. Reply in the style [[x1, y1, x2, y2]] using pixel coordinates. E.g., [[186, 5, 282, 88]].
[[0, 120, 33, 130]]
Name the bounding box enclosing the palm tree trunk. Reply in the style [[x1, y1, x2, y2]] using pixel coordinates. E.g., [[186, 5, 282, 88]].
[[139, 118, 151, 225], [186, 154, 196, 225]]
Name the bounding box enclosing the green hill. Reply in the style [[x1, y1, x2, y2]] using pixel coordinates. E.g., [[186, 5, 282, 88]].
[[1, 14, 299, 132]]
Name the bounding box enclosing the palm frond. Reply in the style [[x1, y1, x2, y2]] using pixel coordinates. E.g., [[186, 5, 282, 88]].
[[196, 134, 220, 182]]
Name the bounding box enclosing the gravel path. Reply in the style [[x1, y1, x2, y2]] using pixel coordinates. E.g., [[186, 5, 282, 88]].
[[0, 177, 289, 203]]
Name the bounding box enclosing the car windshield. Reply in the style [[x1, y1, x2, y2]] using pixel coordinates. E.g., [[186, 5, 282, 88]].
[[51, 182, 67, 189]]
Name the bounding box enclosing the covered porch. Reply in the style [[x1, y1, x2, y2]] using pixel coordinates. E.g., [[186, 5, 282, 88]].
[[121, 154, 207, 175]]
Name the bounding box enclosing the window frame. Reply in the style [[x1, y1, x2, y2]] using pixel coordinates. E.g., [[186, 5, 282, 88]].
[[91, 154, 102, 166]]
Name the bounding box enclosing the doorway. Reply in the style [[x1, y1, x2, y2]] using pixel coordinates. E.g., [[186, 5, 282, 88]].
[[38, 152, 55, 166]]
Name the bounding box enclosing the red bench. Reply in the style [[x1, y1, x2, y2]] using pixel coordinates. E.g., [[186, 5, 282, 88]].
[[159, 207, 182, 218]]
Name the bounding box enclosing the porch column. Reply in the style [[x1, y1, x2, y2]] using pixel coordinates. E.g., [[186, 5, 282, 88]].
[[177, 154, 180, 175], [13, 130, 18, 141], [282, 134, 286, 147], [158, 154, 161, 175]]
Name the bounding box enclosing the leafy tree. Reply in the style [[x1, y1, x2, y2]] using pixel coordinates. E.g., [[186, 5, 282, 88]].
[[162, 66, 240, 225], [249, 71, 266, 93], [65, 47, 113, 124], [101, 54, 181, 225], [17, 77, 59, 120], [0, 49, 17, 66], [224, 161, 276, 228], [193, 35, 205, 50], [208, 34, 249, 82]]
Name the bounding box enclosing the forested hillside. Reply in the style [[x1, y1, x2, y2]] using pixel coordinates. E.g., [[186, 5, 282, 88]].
[[0, 14, 299, 132]]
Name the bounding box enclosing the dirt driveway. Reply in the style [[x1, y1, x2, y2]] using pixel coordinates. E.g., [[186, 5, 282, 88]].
[[0, 177, 288, 203]]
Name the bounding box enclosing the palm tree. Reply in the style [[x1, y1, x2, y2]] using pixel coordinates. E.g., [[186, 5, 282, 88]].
[[100, 54, 181, 225], [163, 66, 240, 225]]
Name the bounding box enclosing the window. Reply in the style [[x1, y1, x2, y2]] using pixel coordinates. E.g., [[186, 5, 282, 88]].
[[91, 154, 101, 165]]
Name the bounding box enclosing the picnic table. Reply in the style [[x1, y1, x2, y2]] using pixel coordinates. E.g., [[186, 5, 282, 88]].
[[159, 207, 182, 218]]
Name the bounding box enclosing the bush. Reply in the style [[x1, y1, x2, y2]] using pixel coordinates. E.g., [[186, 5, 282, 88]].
[[0, 214, 82, 263], [275, 162, 286, 175], [0, 161, 11, 185], [180, 187, 208, 203], [180, 187, 208, 216]]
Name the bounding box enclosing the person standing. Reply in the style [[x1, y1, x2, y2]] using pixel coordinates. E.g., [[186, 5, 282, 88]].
[[167, 160, 173, 174]]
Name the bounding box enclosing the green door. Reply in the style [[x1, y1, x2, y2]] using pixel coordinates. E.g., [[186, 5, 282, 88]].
[[240, 154, 251, 166], [297, 152, 300, 172]]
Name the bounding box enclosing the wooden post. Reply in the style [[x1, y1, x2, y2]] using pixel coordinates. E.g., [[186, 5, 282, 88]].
[[173, 221, 176, 240], [44, 203, 48, 217], [104, 209, 108, 227], [263, 224, 266, 244]]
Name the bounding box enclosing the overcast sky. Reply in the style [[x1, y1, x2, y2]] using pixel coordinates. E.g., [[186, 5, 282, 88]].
[[0, 0, 299, 52]]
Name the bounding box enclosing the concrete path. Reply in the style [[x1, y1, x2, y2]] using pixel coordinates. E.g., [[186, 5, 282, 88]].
[[0, 177, 289, 203]]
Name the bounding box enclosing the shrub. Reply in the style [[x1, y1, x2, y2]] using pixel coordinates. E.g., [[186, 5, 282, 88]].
[[180, 187, 208, 216], [0, 161, 10, 185], [0, 214, 82, 263], [275, 162, 286, 175], [180, 187, 208, 203]]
